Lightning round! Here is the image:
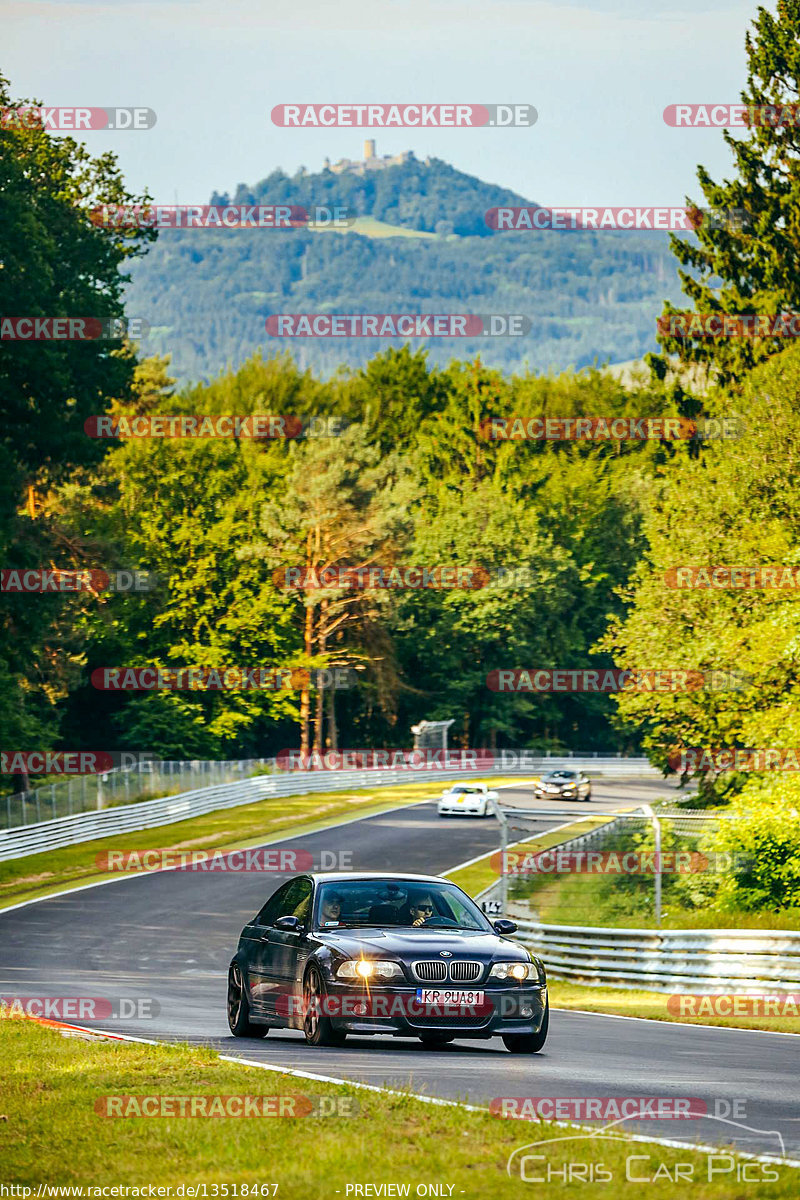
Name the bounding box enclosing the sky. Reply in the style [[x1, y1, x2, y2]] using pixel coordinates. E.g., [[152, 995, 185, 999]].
[[3, 0, 764, 206]]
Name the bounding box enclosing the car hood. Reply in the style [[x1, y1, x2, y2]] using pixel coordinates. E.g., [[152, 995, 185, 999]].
[[314, 928, 527, 960]]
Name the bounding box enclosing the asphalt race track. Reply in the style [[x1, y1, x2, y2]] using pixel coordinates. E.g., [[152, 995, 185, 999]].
[[1, 778, 797, 1161]]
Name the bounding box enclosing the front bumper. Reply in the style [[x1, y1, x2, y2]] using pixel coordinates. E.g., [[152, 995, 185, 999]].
[[321, 980, 548, 1038], [437, 801, 485, 816]]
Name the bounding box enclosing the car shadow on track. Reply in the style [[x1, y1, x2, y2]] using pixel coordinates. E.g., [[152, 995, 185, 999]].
[[221, 1031, 536, 1058]]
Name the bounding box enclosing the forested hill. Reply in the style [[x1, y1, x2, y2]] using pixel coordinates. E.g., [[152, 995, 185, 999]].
[[211, 155, 532, 238], [127, 155, 685, 385]]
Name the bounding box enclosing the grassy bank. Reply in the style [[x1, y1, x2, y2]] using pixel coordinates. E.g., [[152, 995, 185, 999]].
[[508, 867, 800, 931], [549, 980, 800, 1034], [1, 1017, 794, 1194]]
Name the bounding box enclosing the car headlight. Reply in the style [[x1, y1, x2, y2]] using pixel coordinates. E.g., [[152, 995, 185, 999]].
[[489, 961, 536, 980], [336, 959, 404, 981]]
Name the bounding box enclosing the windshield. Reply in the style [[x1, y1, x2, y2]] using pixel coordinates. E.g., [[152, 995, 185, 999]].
[[450, 786, 483, 794], [546, 771, 576, 780], [313, 879, 493, 932]]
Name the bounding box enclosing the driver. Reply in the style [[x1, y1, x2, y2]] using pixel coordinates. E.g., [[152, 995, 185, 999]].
[[400, 891, 436, 927]]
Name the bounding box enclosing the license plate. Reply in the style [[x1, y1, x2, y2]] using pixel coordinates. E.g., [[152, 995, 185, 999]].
[[416, 988, 484, 1005]]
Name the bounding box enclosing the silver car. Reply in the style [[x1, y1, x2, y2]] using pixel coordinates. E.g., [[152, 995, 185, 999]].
[[533, 770, 592, 801]]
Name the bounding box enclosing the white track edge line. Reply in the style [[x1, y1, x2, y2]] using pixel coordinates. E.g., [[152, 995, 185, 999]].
[[552, 1006, 800, 1038]]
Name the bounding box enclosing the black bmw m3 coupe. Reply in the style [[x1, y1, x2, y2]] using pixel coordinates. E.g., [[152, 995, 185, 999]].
[[227, 871, 549, 1052]]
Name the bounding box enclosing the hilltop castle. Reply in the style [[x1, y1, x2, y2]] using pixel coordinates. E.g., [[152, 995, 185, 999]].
[[324, 141, 430, 176]]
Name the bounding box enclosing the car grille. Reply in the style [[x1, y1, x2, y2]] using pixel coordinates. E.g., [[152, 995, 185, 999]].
[[449, 960, 483, 982], [407, 1006, 491, 1029], [412, 960, 483, 983], [412, 961, 448, 982]]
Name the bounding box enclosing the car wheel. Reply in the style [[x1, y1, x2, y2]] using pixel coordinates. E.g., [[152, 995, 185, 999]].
[[502, 1000, 549, 1054], [586, 788, 592, 800], [419, 1033, 455, 1047], [303, 964, 346, 1047], [227, 961, 268, 1038]]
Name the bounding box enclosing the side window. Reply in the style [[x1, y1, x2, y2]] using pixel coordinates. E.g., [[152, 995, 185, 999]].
[[281, 877, 313, 925], [255, 881, 294, 927]]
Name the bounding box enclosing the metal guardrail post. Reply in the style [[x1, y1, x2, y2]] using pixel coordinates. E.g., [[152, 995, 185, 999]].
[[489, 797, 509, 916], [642, 803, 662, 927]]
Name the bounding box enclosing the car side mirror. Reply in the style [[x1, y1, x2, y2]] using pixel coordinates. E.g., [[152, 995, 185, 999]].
[[274, 914, 303, 933], [493, 918, 518, 935]]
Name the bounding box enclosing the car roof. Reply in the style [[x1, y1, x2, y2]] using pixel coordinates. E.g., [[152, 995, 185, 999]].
[[308, 871, 446, 884]]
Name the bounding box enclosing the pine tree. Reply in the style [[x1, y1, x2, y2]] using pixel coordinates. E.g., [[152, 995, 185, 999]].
[[654, 1, 800, 386]]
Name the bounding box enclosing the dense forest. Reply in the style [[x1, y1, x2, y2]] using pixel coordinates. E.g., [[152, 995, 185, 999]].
[[127, 157, 683, 384]]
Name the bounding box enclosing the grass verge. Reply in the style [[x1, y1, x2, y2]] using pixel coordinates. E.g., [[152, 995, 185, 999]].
[[0, 777, 521, 912], [508, 867, 800, 931], [548, 980, 800, 1035], [1, 1017, 795, 1194]]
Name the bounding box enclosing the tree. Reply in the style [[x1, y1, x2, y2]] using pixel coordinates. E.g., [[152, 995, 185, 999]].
[[0, 75, 154, 784], [246, 423, 416, 754], [602, 342, 800, 800], [654, 1, 800, 386]]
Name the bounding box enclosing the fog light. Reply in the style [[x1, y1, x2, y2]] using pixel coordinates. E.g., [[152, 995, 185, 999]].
[[520, 1005, 533, 1017], [354, 1003, 367, 1015]]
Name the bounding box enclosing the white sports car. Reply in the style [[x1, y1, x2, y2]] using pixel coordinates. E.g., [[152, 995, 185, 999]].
[[437, 782, 498, 818]]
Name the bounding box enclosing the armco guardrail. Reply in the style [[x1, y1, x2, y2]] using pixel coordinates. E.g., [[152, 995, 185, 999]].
[[1, 752, 656, 830], [512, 920, 800, 994], [0, 756, 657, 860]]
